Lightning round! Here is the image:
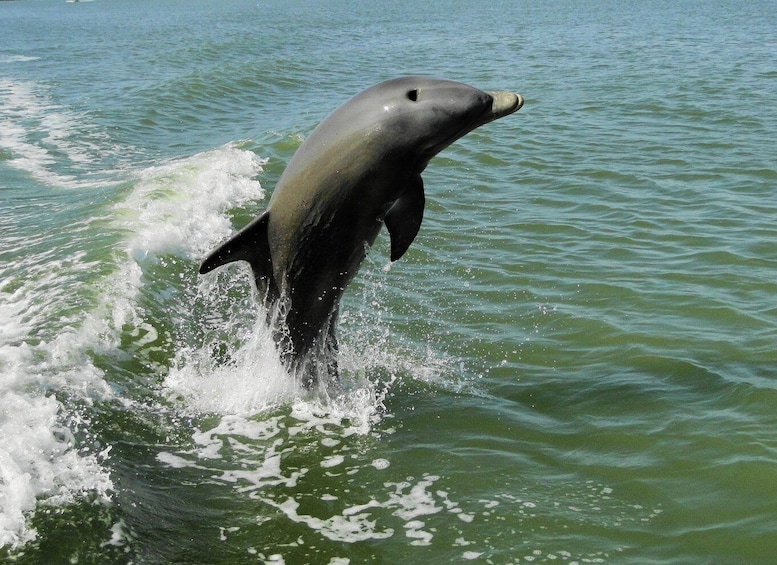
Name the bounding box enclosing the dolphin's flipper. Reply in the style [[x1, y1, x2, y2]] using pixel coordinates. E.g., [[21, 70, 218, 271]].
[[199, 210, 277, 299], [385, 177, 425, 261]]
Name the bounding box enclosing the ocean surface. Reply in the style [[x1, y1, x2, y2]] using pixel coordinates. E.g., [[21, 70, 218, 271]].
[[2, 0, 776, 563]]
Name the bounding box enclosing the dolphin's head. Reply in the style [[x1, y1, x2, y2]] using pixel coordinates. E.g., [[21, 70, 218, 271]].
[[360, 77, 523, 167]]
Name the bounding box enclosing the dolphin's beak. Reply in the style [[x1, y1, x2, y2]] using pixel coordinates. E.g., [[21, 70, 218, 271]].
[[484, 91, 524, 123]]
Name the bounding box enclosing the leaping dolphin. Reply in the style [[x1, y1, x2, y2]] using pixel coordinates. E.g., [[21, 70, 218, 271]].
[[199, 77, 523, 386]]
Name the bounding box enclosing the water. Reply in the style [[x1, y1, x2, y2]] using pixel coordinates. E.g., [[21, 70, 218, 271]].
[[2, 0, 776, 562]]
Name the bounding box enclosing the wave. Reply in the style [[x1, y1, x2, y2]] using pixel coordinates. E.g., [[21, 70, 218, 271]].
[[0, 55, 40, 64], [0, 142, 269, 549], [0, 243, 115, 549], [0, 78, 124, 189]]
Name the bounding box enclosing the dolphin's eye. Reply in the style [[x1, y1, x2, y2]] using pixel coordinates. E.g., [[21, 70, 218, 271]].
[[406, 89, 419, 102]]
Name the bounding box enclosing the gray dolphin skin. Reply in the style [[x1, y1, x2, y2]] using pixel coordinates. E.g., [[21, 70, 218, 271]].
[[199, 77, 523, 386]]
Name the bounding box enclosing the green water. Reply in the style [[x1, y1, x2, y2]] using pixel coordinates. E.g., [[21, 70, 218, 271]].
[[1, 0, 776, 563]]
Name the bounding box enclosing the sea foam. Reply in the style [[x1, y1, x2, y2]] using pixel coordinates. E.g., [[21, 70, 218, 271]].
[[0, 78, 119, 189], [0, 143, 267, 549]]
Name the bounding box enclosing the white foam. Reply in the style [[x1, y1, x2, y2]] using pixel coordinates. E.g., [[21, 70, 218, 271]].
[[271, 497, 394, 543], [387, 475, 444, 522], [371, 458, 390, 470], [0, 141, 268, 549], [156, 406, 462, 546], [0, 337, 113, 549], [259, 473, 455, 546], [118, 145, 267, 262], [165, 321, 296, 416], [321, 455, 345, 468], [0, 55, 41, 64], [0, 78, 120, 188], [0, 254, 115, 549]]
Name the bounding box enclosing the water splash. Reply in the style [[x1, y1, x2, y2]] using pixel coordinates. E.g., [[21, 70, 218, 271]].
[[0, 143, 268, 549]]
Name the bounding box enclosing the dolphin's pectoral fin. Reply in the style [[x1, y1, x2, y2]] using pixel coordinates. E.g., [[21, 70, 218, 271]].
[[384, 176, 425, 262], [199, 210, 277, 299]]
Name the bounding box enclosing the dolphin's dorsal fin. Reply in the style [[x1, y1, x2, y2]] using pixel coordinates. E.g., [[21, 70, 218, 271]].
[[199, 210, 276, 299], [385, 176, 425, 261]]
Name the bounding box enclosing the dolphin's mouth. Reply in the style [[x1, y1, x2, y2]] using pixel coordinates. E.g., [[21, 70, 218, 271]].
[[485, 91, 524, 122]]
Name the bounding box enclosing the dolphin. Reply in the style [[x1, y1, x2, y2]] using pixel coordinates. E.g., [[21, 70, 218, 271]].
[[199, 77, 523, 386]]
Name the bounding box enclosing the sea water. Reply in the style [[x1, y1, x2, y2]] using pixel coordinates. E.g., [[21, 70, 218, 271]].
[[1, 0, 776, 563]]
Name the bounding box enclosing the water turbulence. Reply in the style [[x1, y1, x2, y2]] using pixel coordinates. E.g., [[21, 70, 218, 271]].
[[0, 127, 648, 560], [1, 73, 670, 561], [0, 78, 124, 550], [101, 136, 500, 559], [108, 143, 440, 553], [133, 151, 642, 563]]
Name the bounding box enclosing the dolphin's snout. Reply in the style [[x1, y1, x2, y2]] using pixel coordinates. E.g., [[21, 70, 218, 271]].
[[486, 91, 524, 120]]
